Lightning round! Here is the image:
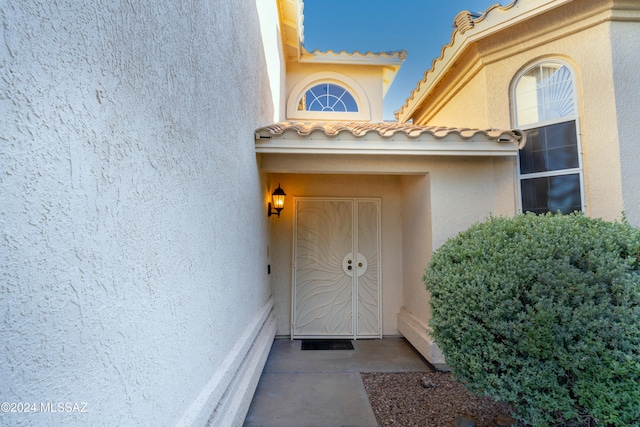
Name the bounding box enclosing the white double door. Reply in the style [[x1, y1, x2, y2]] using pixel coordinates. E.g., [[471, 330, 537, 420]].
[[292, 198, 381, 339]]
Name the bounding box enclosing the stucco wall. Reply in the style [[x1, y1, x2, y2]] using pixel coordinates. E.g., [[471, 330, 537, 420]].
[[286, 63, 385, 122], [483, 17, 624, 222], [414, 63, 490, 129], [611, 19, 640, 227], [1, 1, 277, 425], [394, 155, 512, 327], [400, 175, 432, 322], [411, 2, 632, 223], [427, 157, 518, 249]]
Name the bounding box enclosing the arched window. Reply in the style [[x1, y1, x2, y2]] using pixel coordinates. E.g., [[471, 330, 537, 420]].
[[513, 61, 584, 214], [297, 83, 359, 112], [286, 73, 370, 121]]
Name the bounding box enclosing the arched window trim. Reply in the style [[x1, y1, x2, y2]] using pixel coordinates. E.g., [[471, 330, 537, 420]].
[[286, 72, 371, 121], [511, 59, 586, 214]]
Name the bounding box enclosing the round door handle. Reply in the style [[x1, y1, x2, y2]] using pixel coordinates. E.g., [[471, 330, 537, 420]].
[[347, 265, 352, 270], [358, 262, 363, 267], [348, 260, 352, 264]]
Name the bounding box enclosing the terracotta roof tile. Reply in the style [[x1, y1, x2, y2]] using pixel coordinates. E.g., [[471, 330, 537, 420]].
[[255, 122, 525, 156], [256, 121, 522, 142], [302, 48, 407, 62]]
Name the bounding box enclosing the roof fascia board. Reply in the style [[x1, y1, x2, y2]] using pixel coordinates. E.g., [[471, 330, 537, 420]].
[[255, 147, 518, 157], [462, 0, 573, 44], [478, 4, 615, 67], [277, 0, 304, 62], [255, 138, 519, 156]]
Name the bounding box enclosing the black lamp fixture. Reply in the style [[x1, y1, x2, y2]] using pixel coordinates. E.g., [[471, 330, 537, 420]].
[[268, 184, 286, 218]]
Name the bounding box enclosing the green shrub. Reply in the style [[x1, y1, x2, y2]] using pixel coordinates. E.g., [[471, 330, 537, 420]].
[[423, 212, 640, 427]]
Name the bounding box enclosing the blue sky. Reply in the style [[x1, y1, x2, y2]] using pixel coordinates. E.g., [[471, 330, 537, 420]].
[[303, 0, 503, 120]]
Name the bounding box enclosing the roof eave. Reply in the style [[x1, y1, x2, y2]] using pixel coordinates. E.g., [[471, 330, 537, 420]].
[[299, 47, 407, 66], [255, 123, 525, 156], [300, 47, 407, 95], [256, 137, 520, 155], [278, 0, 304, 62]]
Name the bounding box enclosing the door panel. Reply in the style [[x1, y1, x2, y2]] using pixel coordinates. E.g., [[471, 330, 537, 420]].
[[293, 200, 354, 337], [356, 200, 380, 337], [293, 198, 381, 339]]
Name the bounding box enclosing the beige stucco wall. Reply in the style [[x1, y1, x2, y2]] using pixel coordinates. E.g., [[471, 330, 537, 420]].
[[429, 156, 519, 247], [286, 62, 385, 122], [413, 60, 490, 129], [400, 175, 432, 322], [610, 19, 640, 226], [483, 7, 624, 223], [411, 1, 631, 223], [1, 1, 280, 425]]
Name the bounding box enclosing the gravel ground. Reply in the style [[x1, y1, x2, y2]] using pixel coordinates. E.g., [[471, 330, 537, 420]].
[[361, 372, 515, 427]]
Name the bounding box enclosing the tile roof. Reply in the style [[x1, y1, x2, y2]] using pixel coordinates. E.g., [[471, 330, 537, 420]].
[[301, 47, 407, 63], [255, 122, 525, 156], [257, 121, 521, 140]]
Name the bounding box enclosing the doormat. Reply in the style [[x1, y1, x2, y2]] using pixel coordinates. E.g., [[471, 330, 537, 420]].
[[301, 339, 354, 351]]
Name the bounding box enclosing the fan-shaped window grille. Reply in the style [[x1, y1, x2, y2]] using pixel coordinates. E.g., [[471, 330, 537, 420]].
[[515, 64, 575, 127], [513, 62, 584, 215], [297, 83, 359, 112]]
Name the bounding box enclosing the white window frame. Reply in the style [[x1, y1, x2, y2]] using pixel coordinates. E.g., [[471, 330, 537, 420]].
[[302, 83, 359, 113], [513, 60, 586, 214]]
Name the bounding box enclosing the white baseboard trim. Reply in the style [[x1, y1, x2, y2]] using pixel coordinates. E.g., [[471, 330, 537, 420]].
[[177, 297, 276, 427], [397, 307, 448, 371]]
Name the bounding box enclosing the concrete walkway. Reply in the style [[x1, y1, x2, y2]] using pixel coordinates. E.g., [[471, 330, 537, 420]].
[[243, 337, 433, 427]]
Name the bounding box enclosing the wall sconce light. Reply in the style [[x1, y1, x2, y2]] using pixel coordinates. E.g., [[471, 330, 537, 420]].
[[268, 184, 286, 218]]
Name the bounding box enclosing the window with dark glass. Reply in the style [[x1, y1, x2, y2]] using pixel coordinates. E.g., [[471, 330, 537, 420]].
[[514, 63, 584, 214]]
